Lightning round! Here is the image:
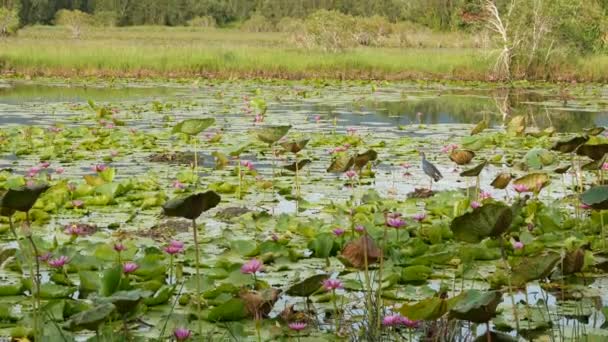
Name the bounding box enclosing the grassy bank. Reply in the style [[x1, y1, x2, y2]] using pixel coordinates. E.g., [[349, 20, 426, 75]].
[[1, 26, 606, 81]]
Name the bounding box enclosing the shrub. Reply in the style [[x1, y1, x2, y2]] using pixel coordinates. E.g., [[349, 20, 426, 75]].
[[186, 15, 217, 28], [93, 11, 118, 27], [240, 13, 274, 32], [303, 10, 357, 52], [353, 15, 393, 46], [276, 17, 304, 33], [0, 7, 19, 36], [55, 9, 93, 38]]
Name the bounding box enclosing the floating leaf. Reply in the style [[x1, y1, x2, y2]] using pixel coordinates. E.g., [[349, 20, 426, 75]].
[[172, 118, 215, 135], [511, 253, 560, 287], [308, 233, 337, 258], [562, 248, 585, 275], [459, 161, 487, 177], [450, 150, 475, 165], [553, 165, 571, 174], [239, 288, 280, 319], [65, 303, 116, 331], [207, 298, 248, 322], [340, 235, 381, 269], [524, 149, 555, 169], [513, 173, 550, 193], [576, 144, 608, 161], [163, 191, 221, 220], [327, 154, 354, 173], [285, 274, 329, 297], [581, 186, 608, 210], [212, 151, 230, 170], [1, 183, 50, 212], [282, 159, 311, 172], [491, 173, 512, 189], [585, 127, 605, 136], [281, 139, 309, 154], [449, 290, 502, 323], [506, 115, 525, 136], [551, 136, 589, 153], [255, 125, 291, 145], [101, 265, 122, 297], [450, 203, 513, 243], [105, 290, 152, 314], [471, 119, 489, 135], [354, 150, 378, 170], [399, 294, 463, 321]]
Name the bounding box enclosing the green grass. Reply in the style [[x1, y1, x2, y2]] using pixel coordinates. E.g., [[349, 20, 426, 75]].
[[0, 26, 605, 81]]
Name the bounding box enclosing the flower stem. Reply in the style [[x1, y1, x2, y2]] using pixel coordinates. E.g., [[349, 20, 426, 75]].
[[192, 218, 202, 336]]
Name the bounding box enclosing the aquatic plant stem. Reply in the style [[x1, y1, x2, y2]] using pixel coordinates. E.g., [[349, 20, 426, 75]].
[[376, 220, 388, 333], [602, 210, 606, 249], [25, 212, 41, 341], [169, 254, 174, 284], [192, 218, 202, 336], [193, 136, 199, 189], [237, 157, 242, 200], [332, 289, 340, 333], [499, 236, 520, 335], [8, 215, 17, 240], [361, 234, 373, 336]]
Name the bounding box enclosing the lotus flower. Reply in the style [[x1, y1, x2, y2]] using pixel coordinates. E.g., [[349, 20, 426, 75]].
[[470, 201, 481, 209], [333, 228, 345, 236], [93, 164, 107, 173], [288, 322, 307, 331], [123, 262, 139, 274], [113, 243, 126, 252], [241, 258, 263, 274], [513, 184, 529, 193], [413, 213, 426, 222], [48, 256, 69, 268], [322, 278, 343, 291], [513, 241, 524, 250], [174, 328, 191, 341], [345, 170, 357, 179]]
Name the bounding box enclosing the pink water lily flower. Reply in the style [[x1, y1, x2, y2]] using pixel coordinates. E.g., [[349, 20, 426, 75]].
[[48, 256, 70, 268], [114, 243, 126, 252], [288, 322, 307, 331], [174, 328, 191, 341], [479, 190, 492, 200], [413, 213, 426, 222], [471, 201, 481, 209], [345, 170, 357, 179], [93, 164, 107, 173], [241, 258, 263, 274], [322, 278, 343, 291], [513, 184, 529, 193], [333, 228, 345, 236], [513, 241, 524, 250], [123, 262, 139, 274]]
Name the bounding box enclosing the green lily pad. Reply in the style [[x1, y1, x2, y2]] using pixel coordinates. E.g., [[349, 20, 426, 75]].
[[354, 150, 378, 170], [285, 274, 329, 297], [459, 161, 487, 177], [1, 183, 50, 212], [327, 154, 354, 173], [281, 139, 309, 154], [172, 118, 215, 135], [450, 203, 513, 243], [162, 191, 221, 220], [255, 125, 291, 144], [207, 298, 248, 322], [581, 186, 608, 209], [65, 303, 116, 331], [449, 289, 501, 323], [511, 253, 560, 287], [551, 136, 589, 153]]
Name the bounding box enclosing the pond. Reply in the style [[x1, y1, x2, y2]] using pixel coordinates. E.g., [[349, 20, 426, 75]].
[[0, 79, 608, 341]]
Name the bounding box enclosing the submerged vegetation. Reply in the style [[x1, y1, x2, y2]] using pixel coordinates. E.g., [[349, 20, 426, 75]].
[[0, 79, 607, 340]]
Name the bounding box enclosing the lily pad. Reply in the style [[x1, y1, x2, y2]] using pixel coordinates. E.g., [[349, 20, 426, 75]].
[[282, 159, 311, 172], [511, 253, 560, 287], [255, 125, 291, 145], [581, 186, 608, 210], [281, 139, 309, 154], [354, 150, 378, 170], [1, 183, 50, 212], [449, 290, 501, 323], [450, 203, 513, 243], [172, 118, 215, 135], [551, 136, 589, 153], [459, 161, 487, 177], [65, 303, 116, 331], [327, 154, 354, 173], [285, 274, 329, 297], [576, 144, 608, 161], [450, 149, 475, 165], [162, 191, 221, 220], [207, 298, 248, 322], [491, 173, 512, 189], [513, 173, 550, 193]]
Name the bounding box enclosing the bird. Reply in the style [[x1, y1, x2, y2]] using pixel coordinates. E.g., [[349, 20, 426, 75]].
[[419, 151, 443, 190]]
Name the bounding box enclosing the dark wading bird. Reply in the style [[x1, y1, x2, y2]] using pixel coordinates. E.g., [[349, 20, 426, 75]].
[[419, 151, 443, 190]]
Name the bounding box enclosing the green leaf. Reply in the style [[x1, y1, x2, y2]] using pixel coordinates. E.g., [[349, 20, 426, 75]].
[[551, 136, 589, 153], [450, 203, 513, 243], [1, 183, 50, 212], [307, 233, 336, 258], [173, 118, 215, 135], [101, 265, 122, 297], [207, 298, 248, 322], [459, 161, 486, 177], [327, 154, 354, 173], [582, 186, 608, 210], [163, 191, 221, 220], [254, 125, 291, 144], [401, 265, 432, 283], [511, 253, 560, 287], [576, 143, 608, 161], [285, 274, 329, 297], [399, 294, 462, 321], [449, 290, 502, 323], [65, 303, 116, 331]]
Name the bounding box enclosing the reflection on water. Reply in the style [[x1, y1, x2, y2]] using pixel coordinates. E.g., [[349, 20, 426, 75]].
[[0, 81, 607, 133]]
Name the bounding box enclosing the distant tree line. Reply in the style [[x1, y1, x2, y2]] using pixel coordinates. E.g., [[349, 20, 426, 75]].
[[0, 0, 600, 30]]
